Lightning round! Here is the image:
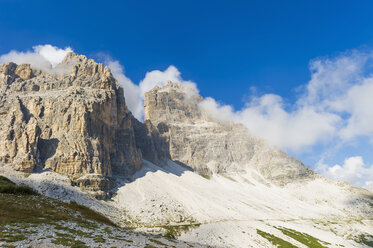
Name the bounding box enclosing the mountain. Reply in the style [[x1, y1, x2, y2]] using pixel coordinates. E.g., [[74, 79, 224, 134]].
[[0, 53, 372, 248], [0, 53, 142, 199], [142, 81, 314, 185]]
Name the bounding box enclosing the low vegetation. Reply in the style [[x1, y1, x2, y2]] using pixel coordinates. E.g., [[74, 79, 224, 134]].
[[200, 174, 211, 180], [0, 175, 37, 195], [275, 226, 329, 248], [357, 234, 373, 247], [0, 175, 182, 247], [256, 229, 298, 248], [0, 177, 115, 247], [221, 174, 237, 182], [51, 232, 88, 247], [160, 223, 201, 239]]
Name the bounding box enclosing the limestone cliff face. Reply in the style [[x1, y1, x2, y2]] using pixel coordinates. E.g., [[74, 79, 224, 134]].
[[144, 82, 315, 184], [0, 53, 142, 192], [0, 52, 314, 193]]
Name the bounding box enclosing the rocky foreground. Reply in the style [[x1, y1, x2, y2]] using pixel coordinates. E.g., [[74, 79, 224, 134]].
[[0, 174, 203, 247], [0, 53, 372, 247]]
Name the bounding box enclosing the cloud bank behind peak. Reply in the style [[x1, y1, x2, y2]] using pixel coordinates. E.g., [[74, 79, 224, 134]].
[[103, 56, 197, 120], [0, 44, 73, 71]]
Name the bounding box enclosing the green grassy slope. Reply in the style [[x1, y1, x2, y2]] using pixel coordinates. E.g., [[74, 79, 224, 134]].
[[0, 175, 195, 248]]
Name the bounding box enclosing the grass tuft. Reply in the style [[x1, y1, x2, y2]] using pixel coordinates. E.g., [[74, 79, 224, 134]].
[[160, 223, 201, 239], [0, 176, 13, 184], [256, 229, 297, 248], [65, 201, 116, 227], [276, 226, 328, 248], [357, 234, 373, 247], [0, 185, 38, 195], [0, 175, 38, 195], [200, 174, 211, 180]]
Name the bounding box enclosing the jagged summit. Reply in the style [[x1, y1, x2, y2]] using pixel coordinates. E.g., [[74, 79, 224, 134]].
[[0, 52, 118, 91], [0, 53, 141, 198], [145, 81, 203, 124]]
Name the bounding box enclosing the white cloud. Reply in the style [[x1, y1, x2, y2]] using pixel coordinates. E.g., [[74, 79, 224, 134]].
[[102, 55, 197, 120], [301, 50, 373, 142], [199, 94, 339, 152], [364, 181, 373, 192], [104, 59, 143, 119], [317, 156, 373, 191], [33, 45, 73, 67], [301, 51, 368, 105], [0, 44, 73, 71], [330, 78, 373, 139], [139, 65, 197, 96], [199, 49, 373, 153]]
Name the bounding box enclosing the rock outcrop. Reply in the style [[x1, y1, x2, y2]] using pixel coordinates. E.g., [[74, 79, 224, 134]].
[[0, 53, 142, 195], [144, 82, 315, 185]]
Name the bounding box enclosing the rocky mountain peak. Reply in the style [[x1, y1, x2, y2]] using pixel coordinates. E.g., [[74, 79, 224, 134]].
[[143, 81, 315, 184], [63, 52, 114, 85], [0, 52, 118, 93], [0, 53, 141, 198], [144, 80, 202, 125]]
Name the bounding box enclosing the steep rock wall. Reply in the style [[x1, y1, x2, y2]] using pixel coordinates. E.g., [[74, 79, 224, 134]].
[[0, 53, 142, 193]]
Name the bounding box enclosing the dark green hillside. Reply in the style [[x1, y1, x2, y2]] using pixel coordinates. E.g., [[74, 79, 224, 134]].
[[0, 175, 192, 248]]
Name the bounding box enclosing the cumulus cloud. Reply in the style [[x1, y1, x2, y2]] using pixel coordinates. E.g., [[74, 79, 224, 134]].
[[317, 156, 373, 191], [199, 49, 373, 153], [330, 78, 373, 139], [199, 94, 339, 152], [301, 51, 369, 105], [101, 55, 196, 120], [139, 66, 197, 96], [300, 50, 373, 141], [0, 44, 73, 71]]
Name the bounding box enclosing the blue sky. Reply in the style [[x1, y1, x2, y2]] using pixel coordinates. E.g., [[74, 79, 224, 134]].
[[1, 0, 373, 189], [2, 0, 373, 105]]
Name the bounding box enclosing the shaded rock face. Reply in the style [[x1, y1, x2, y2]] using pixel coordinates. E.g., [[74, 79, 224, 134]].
[[132, 118, 169, 166], [0, 53, 142, 188], [144, 82, 315, 185]]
